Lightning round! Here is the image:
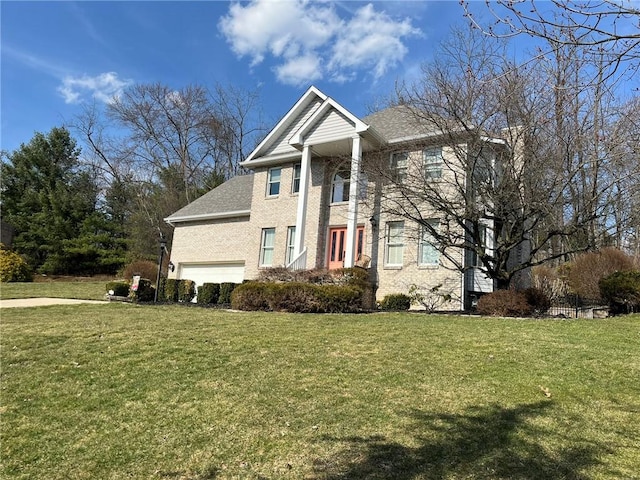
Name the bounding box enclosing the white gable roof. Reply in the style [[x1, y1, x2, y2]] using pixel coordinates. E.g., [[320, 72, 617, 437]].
[[241, 86, 384, 167]]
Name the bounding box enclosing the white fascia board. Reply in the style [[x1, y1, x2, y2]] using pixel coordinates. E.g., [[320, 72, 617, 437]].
[[244, 86, 327, 163], [480, 135, 507, 145], [239, 151, 302, 168], [289, 96, 370, 148], [165, 210, 250, 225]]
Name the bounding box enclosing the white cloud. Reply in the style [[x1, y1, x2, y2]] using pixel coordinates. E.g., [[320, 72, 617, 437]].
[[329, 4, 421, 79], [219, 0, 421, 86], [58, 72, 133, 104]]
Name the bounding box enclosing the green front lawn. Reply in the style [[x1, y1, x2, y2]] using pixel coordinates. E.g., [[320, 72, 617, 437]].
[[1, 305, 639, 479], [0, 281, 109, 301]]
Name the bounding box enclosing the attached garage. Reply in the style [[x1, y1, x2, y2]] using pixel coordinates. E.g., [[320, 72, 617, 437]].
[[178, 262, 245, 286]]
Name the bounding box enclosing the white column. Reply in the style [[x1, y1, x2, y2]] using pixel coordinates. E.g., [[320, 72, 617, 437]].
[[344, 135, 362, 267], [294, 145, 312, 260]]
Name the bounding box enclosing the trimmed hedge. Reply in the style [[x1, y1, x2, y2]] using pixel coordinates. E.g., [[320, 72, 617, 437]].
[[106, 281, 130, 297], [178, 279, 196, 303], [197, 283, 220, 305], [379, 293, 411, 311], [163, 279, 179, 302], [231, 281, 365, 313], [218, 282, 236, 304], [599, 270, 640, 315]]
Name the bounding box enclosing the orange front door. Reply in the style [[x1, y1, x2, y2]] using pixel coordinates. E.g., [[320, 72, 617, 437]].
[[327, 226, 364, 269]]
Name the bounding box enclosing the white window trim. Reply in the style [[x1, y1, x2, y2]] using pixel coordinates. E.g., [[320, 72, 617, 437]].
[[385, 221, 404, 267], [286, 226, 296, 264], [260, 228, 276, 266], [419, 220, 440, 267], [267, 167, 281, 197], [331, 167, 351, 204], [423, 147, 443, 180], [390, 151, 408, 182], [292, 163, 301, 194]]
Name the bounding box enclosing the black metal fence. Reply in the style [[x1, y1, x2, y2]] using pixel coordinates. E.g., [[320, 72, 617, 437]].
[[548, 294, 608, 318]]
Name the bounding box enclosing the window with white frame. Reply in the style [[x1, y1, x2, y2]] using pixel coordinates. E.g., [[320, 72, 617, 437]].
[[267, 167, 281, 196], [419, 219, 440, 266], [286, 226, 296, 264], [260, 228, 276, 266], [423, 147, 443, 180], [390, 152, 408, 182], [292, 164, 301, 194], [331, 167, 351, 203], [385, 221, 404, 266]]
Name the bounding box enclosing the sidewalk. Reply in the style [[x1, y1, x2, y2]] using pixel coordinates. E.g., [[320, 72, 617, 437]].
[[0, 298, 108, 308]]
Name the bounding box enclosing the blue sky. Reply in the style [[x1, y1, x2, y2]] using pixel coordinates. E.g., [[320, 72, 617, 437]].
[[0, 1, 486, 154]]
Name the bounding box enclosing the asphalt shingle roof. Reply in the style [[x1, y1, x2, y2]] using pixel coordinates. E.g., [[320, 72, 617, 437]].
[[165, 173, 254, 221], [363, 105, 439, 143]]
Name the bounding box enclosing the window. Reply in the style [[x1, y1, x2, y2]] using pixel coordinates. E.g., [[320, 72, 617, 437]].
[[331, 167, 351, 203], [292, 164, 301, 194], [286, 226, 296, 264], [260, 228, 276, 266], [267, 167, 281, 196], [419, 219, 440, 266], [390, 152, 408, 182], [423, 147, 443, 179], [385, 222, 404, 266], [471, 224, 487, 267]]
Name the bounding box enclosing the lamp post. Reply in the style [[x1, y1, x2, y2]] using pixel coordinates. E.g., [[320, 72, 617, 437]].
[[154, 234, 167, 303]]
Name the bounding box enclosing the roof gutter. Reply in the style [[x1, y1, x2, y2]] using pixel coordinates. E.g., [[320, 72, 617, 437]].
[[165, 209, 251, 226]]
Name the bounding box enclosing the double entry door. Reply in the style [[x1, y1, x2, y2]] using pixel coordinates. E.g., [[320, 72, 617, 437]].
[[327, 226, 364, 269]]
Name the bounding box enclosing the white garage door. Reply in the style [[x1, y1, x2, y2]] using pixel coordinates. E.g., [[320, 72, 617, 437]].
[[178, 263, 245, 286]]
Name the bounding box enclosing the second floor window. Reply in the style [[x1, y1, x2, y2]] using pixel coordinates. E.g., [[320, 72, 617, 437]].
[[331, 167, 351, 203], [390, 152, 408, 182], [471, 224, 488, 267], [292, 164, 301, 193], [267, 167, 281, 196], [423, 147, 443, 180]]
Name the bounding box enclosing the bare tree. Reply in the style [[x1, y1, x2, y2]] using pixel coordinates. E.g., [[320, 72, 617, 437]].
[[72, 82, 265, 258], [368, 27, 638, 288], [463, 0, 640, 79]]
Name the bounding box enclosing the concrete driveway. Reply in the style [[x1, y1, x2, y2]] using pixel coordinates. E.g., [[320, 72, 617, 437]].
[[0, 298, 108, 308]]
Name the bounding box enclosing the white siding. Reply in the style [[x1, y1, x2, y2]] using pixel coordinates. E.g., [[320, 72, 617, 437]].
[[265, 99, 323, 156], [305, 109, 355, 145]]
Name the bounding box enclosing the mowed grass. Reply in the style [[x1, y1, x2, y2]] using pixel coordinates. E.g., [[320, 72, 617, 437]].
[[0, 281, 108, 301], [1, 304, 639, 480]]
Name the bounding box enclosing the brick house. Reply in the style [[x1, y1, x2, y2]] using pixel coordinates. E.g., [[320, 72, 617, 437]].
[[165, 86, 504, 309]]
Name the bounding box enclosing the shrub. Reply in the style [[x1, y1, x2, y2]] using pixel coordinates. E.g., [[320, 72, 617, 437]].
[[379, 293, 411, 311], [120, 260, 158, 283], [178, 279, 196, 303], [408, 283, 453, 313], [231, 282, 273, 311], [230, 281, 364, 313], [218, 282, 237, 304], [106, 281, 130, 297], [599, 270, 640, 315], [477, 289, 533, 317], [531, 265, 568, 302], [0, 247, 32, 282], [163, 278, 179, 302], [565, 248, 635, 301], [523, 287, 551, 316], [129, 278, 155, 302], [197, 283, 220, 305]]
